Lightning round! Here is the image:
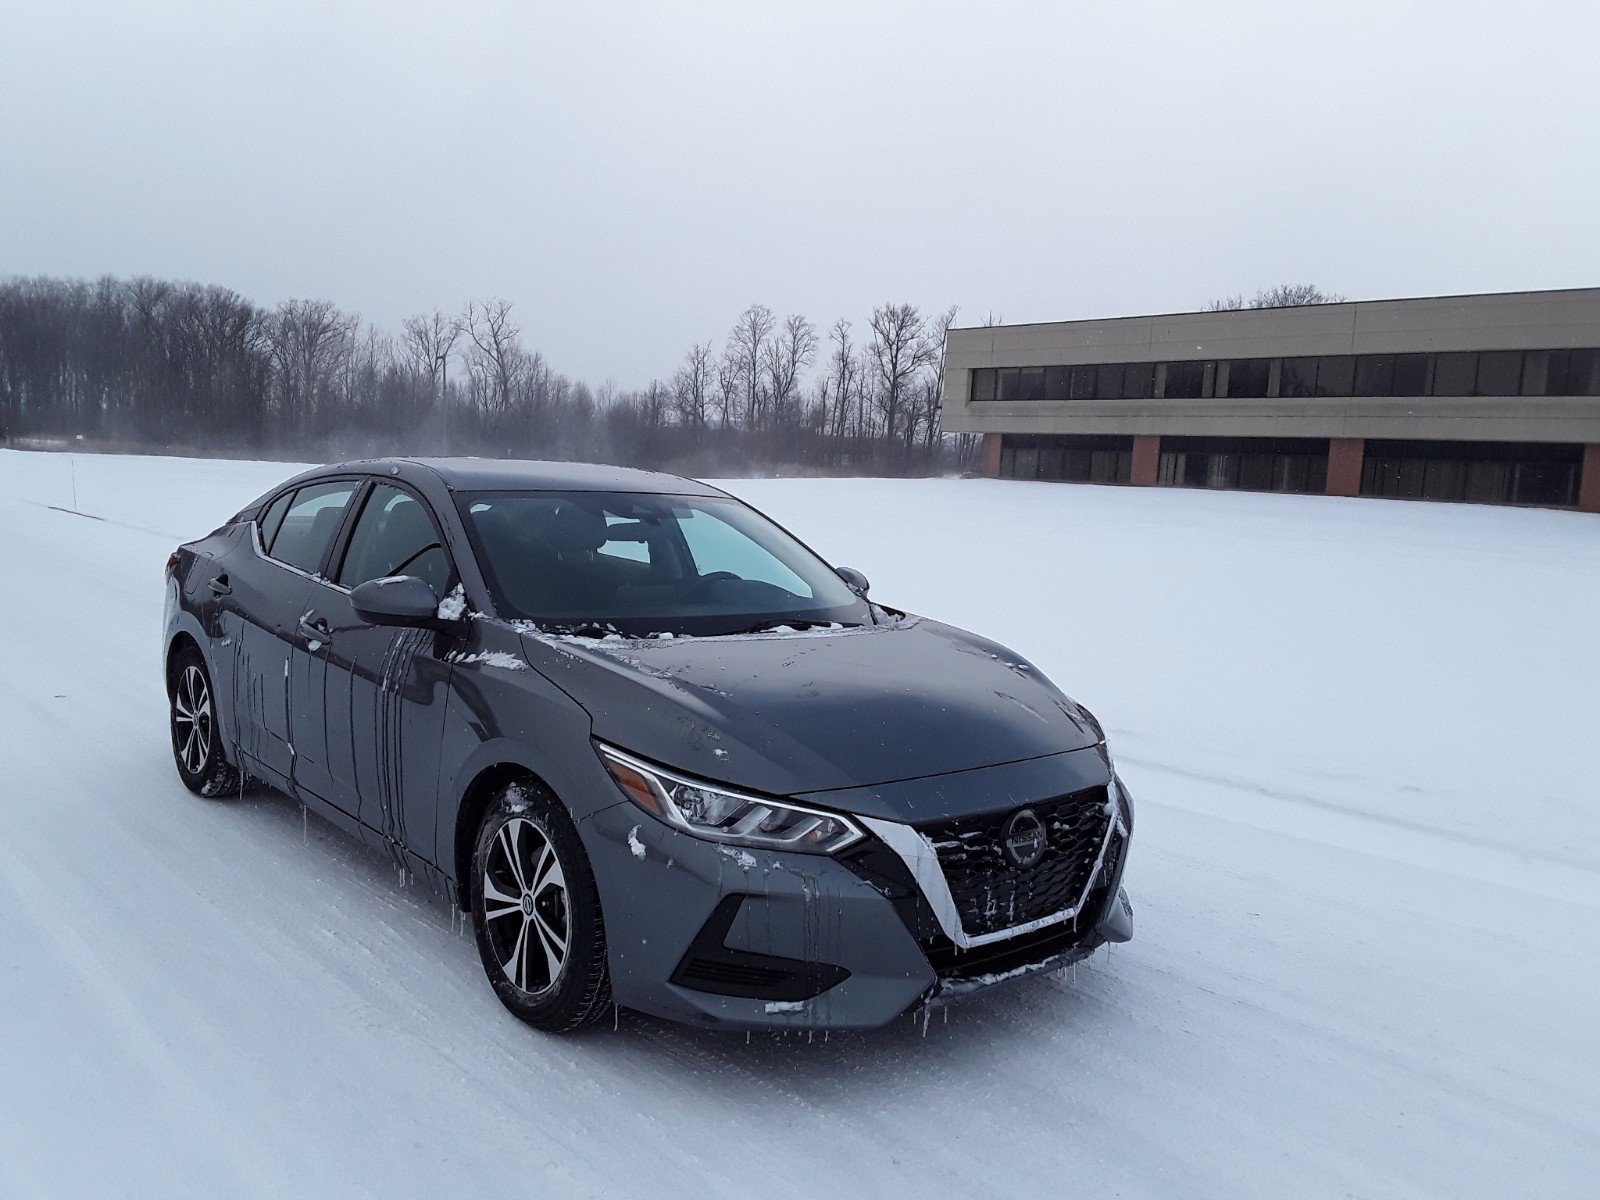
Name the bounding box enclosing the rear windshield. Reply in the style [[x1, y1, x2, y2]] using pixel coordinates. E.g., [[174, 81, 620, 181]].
[[457, 490, 866, 636]]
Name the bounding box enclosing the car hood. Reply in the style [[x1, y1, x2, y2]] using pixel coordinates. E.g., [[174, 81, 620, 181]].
[[518, 616, 1101, 801]]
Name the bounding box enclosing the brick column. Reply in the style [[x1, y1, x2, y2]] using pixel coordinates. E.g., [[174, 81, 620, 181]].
[[1131, 435, 1160, 486], [1326, 437, 1365, 498], [981, 432, 1003, 477], [1580, 444, 1600, 513]]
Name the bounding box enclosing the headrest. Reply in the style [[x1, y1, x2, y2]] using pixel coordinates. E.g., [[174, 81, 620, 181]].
[[309, 505, 344, 546], [471, 507, 514, 547], [547, 503, 607, 554]]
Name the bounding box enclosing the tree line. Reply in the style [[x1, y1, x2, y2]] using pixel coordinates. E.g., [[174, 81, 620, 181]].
[[0, 275, 975, 475]]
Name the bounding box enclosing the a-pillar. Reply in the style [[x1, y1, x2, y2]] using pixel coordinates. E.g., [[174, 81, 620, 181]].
[[1327, 437, 1365, 498], [1579, 444, 1600, 513], [1131, 435, 1160, 486]]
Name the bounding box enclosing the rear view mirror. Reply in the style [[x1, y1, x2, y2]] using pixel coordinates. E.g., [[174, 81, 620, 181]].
[[351, 575, 441, 627], [835, 566, 870, 596]]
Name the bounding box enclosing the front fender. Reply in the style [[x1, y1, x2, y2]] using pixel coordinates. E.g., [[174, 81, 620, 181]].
[[433, 618, 606, 890]]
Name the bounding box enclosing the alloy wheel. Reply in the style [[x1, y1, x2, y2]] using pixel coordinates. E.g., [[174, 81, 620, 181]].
[[481, 817, 570, 996], [172, 664, 213, 775]]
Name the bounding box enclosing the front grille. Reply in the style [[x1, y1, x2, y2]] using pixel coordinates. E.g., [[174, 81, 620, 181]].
[[919, 786, 1112, 939], [923, 921, 1088, 982]]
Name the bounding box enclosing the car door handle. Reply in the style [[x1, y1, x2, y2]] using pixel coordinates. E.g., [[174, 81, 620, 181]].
[[298, 613, 331, 642], [208, 574, 231, 595]]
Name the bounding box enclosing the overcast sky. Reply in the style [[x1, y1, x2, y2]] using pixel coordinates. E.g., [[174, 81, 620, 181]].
[[3, 0, 1597, 386]]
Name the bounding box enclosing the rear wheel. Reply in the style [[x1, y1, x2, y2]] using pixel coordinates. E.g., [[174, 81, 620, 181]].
[[470, 780, 612, 1032], [169, 645, 242, 798]]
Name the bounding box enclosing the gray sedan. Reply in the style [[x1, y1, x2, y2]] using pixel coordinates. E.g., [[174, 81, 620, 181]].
[[163, 458, 1133, 1032]]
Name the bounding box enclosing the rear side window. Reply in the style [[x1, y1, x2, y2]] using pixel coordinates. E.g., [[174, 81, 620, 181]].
[[257, 491, 293, 552], [267, 481, 360, 575], [337, 484, 452, 596]]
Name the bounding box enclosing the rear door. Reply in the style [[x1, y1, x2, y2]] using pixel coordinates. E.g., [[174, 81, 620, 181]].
[[307, 481, 457, 863], [228, 479, 360, 788]]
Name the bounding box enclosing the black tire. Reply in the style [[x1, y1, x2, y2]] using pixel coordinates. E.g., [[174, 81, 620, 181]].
[[169, 644, 243, 799], [470, 779, 612, 1033]]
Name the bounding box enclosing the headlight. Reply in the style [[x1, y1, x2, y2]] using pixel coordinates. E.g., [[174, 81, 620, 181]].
[[596, 743, 864, 855]]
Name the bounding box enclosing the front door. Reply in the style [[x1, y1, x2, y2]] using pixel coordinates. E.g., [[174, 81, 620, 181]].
[[306, 481, 457, 866]]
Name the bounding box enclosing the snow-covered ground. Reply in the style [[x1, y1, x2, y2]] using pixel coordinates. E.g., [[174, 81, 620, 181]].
[[1, 448, 1597, 1199]]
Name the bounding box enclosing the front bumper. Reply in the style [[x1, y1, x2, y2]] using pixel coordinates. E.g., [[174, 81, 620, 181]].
[[578, 772, 1135, 1031]]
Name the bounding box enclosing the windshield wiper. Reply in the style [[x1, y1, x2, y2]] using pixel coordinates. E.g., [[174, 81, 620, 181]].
[[721, 618, 854, 636], [530, 620, 640, 640]]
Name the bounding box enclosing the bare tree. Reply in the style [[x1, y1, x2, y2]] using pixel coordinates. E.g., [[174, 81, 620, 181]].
[[401, 311, 461, 392], [867, 302, 937, 449], [762, 313, 817, 429], [726, 303, 775, 428], [714, 347, 741, 429], [640, 378, 671, 427], [0, 274, 986, 474], [825, 319, 855, 440], [913, 305, 959, 452], [267, 298, 357, 435], [1208, 284, 1345, 311], [461, 299, 523, 418], [672, 341, 715, 428]]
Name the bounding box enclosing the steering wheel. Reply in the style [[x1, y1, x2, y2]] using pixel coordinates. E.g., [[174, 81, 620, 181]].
[[689, 571, 740, 598]]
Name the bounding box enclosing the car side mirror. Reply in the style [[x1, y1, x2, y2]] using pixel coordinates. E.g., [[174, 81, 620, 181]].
[[350, 575, 442, 628], [835, 566, 870, 596]]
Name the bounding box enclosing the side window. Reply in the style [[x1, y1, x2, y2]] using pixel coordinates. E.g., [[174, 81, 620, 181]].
[[337, 484, 452, 596], [677, 506, 813, 598], [268, 481, 360, 576], [257, 490, 293, 553]]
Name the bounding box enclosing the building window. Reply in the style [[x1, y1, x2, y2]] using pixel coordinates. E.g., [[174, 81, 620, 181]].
[[1314, 355, 1355, 396], [997, 367, 1045, 401], [1392, 353, 1429, 396], [969, 347, 1600, 404], [1223, 358, 1271, 398], [998, 435, 1133, 483], [1279, 357, 1318, 397], [1360, 439, 1581, 506], [1093, 362, 1124, 400], [1546, 348, 1600, 395], [1475, 351, 1524, 397], [1353, 353, 1426, 397], [1431, 352, 1477, 395], [1123, 362, 1155, 399], [1354, 354, 1395, 396], [1157, 437, 1329, 495], [1163, 361, 1208, 398], [1044, 365, 1070, 400]]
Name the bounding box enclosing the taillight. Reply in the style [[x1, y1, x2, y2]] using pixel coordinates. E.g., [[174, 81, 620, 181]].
[[166, 551, 180, 578]]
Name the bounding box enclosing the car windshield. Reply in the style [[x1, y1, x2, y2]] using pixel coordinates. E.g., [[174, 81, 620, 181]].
[[458, 490, 869, 636]]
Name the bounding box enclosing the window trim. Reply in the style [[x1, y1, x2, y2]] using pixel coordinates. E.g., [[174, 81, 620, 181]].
[[249, 475, 367, 586], [328, 477, 459, 598]]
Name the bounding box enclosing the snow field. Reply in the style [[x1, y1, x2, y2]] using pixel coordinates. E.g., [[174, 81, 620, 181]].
[[1, 449, 1596, 1199]]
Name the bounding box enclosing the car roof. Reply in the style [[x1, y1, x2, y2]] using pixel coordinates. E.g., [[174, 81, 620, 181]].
[[312, 457, 728, 497]]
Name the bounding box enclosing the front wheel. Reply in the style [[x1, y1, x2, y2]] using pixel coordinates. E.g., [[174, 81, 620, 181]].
[[169, 645, 242, 798], [470, 780, 612, 1032]]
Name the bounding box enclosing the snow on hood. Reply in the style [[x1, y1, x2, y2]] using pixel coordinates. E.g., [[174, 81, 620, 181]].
[[517, 617, 1101, 799]]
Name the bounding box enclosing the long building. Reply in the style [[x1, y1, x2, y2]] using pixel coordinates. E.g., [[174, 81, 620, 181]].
[[941, 287, 1600, 512]]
